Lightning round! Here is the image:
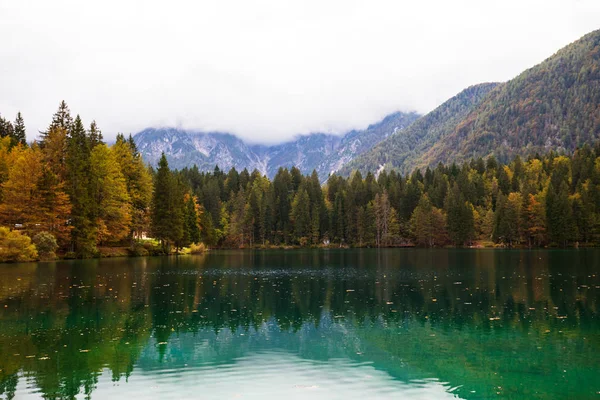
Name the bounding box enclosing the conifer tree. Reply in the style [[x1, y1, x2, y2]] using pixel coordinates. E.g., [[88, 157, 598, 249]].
[[183, 194, 202, 245], [445, 183, 474, 246], [41, 101, 73, 147], [290, 188, 310, 243], [151, 154, 184, 252], [88, 121, 104, 148], [66, 115, 96, 257], [13, 112, 26, 146]]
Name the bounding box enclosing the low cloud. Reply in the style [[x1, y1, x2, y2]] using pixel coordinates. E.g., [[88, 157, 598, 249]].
[[1, 0, 599, 144]]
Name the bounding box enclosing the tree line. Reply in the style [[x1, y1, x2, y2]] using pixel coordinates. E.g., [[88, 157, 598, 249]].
[[0, 102, 153, 260], [173, 142, 600, 249], [1, 102, 600, 261]]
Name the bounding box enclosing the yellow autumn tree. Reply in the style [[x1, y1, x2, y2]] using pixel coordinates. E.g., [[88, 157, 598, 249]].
[[0, 145, 72, 246], [0, 145, 44, 231], [90, 144, 132, 244], [111, 136, 153, 240]]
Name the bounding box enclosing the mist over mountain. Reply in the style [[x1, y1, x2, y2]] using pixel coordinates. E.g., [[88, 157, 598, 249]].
[[134, 111, 420, 179], [135, 29, 600, 180]]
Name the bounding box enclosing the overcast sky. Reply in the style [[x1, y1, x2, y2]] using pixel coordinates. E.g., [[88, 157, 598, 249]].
[[1, 0, 599, 144]]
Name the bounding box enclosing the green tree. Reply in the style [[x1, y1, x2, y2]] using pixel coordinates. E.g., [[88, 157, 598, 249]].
[[150, 154, 184, 252], [13, 112, 26, 146], [32, 231, 58, 261], [290, 188, 310, 243], [410, 194, 446, 247], [66, 115, 96, 257], [546, 181, 575, 247], [445, 183, 474, 246], [183, 194, 202, 245]]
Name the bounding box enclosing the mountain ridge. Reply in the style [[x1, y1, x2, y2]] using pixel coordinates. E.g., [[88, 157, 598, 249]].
[[134, 111, 420, 179]]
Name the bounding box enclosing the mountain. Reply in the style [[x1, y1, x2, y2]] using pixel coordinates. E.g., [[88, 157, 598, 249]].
[[339, 83, 500, 176], [134, 128, 266, 173], [345, 29, 600, 176], [133, 111, 420, 179], [421, 29, 600, 166]]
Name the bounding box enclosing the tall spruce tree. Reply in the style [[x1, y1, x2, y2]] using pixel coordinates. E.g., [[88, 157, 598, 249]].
[[151, 154, 184, 252], [445, 183, 474, 246], [183, 194, 201, 245], [13, 112, 26, 146], [42, 101, 73, 147], [88, 121, 104, 148], [66, 115, 96, 257]]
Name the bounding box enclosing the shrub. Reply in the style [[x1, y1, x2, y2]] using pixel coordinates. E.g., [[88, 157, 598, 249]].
[[188, 242, 207, 254], [33, 232, 58, 261], [0, 227, 38, 263], [129, 243, 149, 257]]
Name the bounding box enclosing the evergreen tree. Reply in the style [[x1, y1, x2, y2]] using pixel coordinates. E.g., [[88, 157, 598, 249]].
[[183, 194, 202, 245], [290, 188, 310, 244], [13, 112, 26, 146], [546, 181, 575, 247], [66, 115, 96, 257], [151, 154, 184, 252], [445, 183, 474, 246], [88, 121, 104, 148], [42, 100, 72, 147]]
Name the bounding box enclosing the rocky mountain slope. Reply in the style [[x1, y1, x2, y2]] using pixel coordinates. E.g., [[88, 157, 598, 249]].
[[134, 111, 420, 179]]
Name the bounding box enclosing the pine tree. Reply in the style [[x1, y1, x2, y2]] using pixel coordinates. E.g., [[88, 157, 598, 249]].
[[151, 154, 184, 252], [88, 121, 104, 148], [0, 115, 14, 141], [546, 181, 575, 247], [66, 115, 96, 257], [183, 194, 201, 245], [41, 101, 73, 147], [445, 183, 474, 246], [13, 112, 26, 146], [410, 194, 439, 247], [290, 188, 310, 244]]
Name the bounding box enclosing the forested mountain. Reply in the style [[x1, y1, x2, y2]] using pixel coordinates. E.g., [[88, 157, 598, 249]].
[[133, 111, 420, 179], [422, 29, 600, 166], [344, 29, 600, 175], [340, 83, 499, 175]]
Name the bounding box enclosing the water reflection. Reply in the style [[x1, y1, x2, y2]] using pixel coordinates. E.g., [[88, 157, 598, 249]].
[[0, 249, 599, 399]]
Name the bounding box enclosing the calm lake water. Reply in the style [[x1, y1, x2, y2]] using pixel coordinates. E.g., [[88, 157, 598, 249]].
[[0, 249, 599, 399]]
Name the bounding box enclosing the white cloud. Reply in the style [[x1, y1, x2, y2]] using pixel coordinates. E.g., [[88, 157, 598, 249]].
[[1, 0, 599, 144]]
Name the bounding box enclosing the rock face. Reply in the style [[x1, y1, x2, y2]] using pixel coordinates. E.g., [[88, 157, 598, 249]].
[[134, 111, 420, 179]]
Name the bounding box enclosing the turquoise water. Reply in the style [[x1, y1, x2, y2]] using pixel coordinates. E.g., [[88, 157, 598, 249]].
[[0, 249, 599, 399]]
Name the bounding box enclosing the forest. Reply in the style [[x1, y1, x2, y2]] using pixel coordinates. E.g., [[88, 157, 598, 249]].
[[1, 102, 600, 261]]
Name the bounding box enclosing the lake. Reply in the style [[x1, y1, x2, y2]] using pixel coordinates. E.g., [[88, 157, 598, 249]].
[[0, 249, 599, 399]]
